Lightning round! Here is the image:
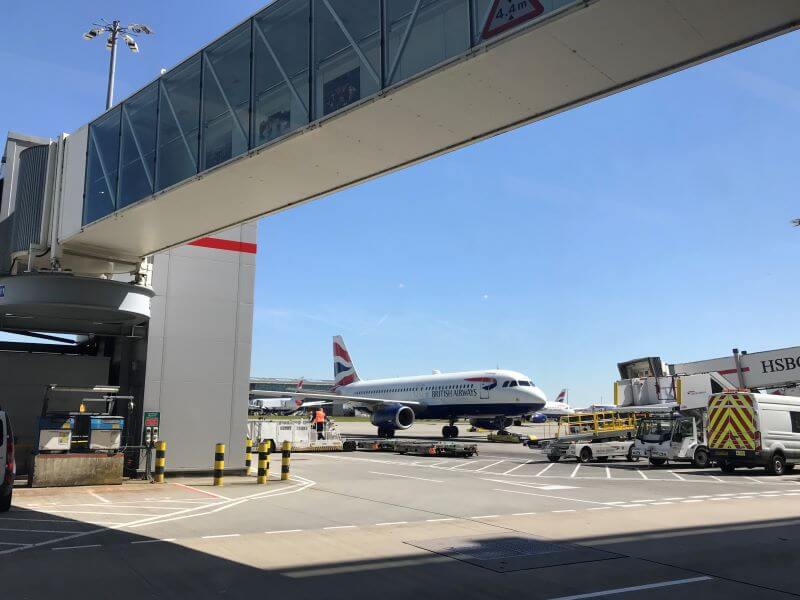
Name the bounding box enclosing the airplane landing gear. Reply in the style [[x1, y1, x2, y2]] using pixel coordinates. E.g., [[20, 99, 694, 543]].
[[377, 426, 396, 438], [442, 419, 459, 439]]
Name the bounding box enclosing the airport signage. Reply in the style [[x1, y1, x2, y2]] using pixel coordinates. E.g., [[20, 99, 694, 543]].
[[482, 0, 545, 39]]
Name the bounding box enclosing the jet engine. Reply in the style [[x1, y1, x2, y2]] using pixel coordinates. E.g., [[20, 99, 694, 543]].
[[371, 405, 415, 430]]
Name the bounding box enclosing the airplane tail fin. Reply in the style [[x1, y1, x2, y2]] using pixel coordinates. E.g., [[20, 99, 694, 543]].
[[333, 335, 360, 387], [555, 389, 568, 404]]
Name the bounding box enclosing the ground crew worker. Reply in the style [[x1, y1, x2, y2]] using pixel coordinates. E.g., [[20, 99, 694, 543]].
[[312, 407, 326, 440]]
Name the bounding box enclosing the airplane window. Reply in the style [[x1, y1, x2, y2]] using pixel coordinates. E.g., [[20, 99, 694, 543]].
[[502, 381, 509, 388], [509, 381, 518, 387], [518, 381, 531, 387]]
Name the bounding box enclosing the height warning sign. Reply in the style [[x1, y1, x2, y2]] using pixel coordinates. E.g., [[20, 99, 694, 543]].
[[482, 0, 545, 40]]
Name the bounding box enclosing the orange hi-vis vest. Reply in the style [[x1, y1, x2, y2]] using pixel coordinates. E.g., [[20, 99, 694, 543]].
[[314, 409, 326, 424]]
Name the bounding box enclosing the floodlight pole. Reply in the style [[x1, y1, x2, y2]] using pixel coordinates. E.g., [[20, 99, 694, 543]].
[[106, 20, 121, 110]]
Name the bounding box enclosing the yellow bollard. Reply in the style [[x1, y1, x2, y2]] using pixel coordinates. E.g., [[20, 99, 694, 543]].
[[281, 441, 291, 481], [245, 438, 253, 474], [154, 441, 166, 483], [214, 443, 225, 486], [257, 441, 270, 485]]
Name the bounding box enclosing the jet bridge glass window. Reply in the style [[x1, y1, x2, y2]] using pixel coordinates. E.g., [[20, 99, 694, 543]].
[[385, 0, 470, 85], [202, 22, 252, 171], [84, 107, 122, 225], [253, 0, 311, 147], [156, 54, 202, 192], [314, 0, 381, 117], [118, 83, 158, 209]]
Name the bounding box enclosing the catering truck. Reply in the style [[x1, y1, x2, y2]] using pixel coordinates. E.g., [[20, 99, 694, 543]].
[[708, 392, 800, 476]]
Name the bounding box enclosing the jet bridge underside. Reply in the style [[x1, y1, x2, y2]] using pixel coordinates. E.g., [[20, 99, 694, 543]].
[[61, 0, 800, 263]]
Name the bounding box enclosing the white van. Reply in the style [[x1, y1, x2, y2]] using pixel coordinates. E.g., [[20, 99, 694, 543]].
[[1, 409, 14, 512], [708, 392, 800, 475]]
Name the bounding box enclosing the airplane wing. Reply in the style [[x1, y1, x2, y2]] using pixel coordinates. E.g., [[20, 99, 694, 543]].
[[250, 389, 419, 406]]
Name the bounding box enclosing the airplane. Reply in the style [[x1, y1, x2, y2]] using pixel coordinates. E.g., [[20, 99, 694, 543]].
[[529, 388, 575, 423], [252, 336, 546, 438], [249, 379, 331, 415]]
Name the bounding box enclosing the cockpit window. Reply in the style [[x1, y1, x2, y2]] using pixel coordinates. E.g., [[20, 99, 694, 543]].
[[509, 381, 518, 387], [518, 380, 531, 386], [502, 381, 509, 388]]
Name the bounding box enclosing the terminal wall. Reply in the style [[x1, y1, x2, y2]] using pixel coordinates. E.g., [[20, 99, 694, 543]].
[[143, 222, 256, 472]]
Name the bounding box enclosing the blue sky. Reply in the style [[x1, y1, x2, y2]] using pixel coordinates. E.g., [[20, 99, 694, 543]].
[[2, 3, 799, 406]]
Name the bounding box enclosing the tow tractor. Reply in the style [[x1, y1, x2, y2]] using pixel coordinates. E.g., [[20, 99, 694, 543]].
[[631, 408, 710, 467]]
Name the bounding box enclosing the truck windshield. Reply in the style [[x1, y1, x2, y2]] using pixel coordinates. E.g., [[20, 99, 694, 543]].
[[636, 418, 674, 443]]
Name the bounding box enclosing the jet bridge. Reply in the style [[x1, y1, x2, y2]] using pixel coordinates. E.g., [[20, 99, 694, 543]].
[[15, 0, 796, 269]]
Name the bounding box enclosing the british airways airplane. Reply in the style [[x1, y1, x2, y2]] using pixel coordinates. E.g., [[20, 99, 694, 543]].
[[253, 336, 547, 438]]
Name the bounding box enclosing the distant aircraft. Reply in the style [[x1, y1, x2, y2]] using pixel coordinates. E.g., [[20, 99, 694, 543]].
[[249, 378, 330, 415], [252, 336, 546, 438], [529, 388, 575, 423]]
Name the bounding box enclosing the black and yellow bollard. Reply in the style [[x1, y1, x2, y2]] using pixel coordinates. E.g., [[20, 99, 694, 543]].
[[257, 441, 270, 485], [281, 441, 291, 481], [245, 438, 253, 474], [154, 441, 166, 483], [214, 443, 225, 486]]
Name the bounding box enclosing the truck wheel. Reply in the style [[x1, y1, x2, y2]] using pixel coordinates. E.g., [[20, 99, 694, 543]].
[[720, 461, 736, 474], [649, 458, 667, 467], [692, 448, 710, 469], [547, 455, 561, 463], [342, 440, 357, 452], [626, 447, 639, 463], [767, 453, 786, 476], [579, 447, 592, 463], [0, 490, 11, 513]]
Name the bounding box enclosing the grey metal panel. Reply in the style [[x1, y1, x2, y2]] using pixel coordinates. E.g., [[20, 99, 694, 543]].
[[10, 145, 49, 254], [0, 215, 13, 273]]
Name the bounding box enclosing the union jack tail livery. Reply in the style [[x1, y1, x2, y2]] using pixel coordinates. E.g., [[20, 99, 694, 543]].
[[555, 388, 568, 404], [333, 335, 360, 387]]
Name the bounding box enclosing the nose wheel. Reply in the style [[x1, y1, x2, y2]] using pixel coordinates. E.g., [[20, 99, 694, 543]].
[[442, 424, 459, 439]]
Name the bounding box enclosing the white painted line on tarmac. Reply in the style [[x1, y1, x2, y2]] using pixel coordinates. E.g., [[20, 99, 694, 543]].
[[588, 507, 613, 511], [619, 504, 644, 508], [52, 544, 102, 552], [605, 466, 611, 479], [651, 502, 673, 506], [709, 475, 724, 483], [663, 497, 685, 501], [88, 491, 110, 504], [604, 501, 626, 505], [368, 471, 443, 483], [681, 499, 704, 503], [669, 471, 685, 481], [535, 463, 556, 477], [636, 469, 648, 480], [545, 576, 712, 600], [426, 518, 455, 522], [324, 525, 357, 530], [570, 465, 581, 478], [503, 460, 534, 475], [552, 510, 576, 513], [716, 493, 736, 496], [690, 495, 711, 499], [201, 534, 241, 539], [375, 522, 408, 526], [481, 478, 577, 491], [265, 530, 303, 535], [472, 515, 500, 519], [131, 538, 177, 544], [513, 512, 537, 516], [0, 527, 91, 534], [0, 542, 29, 546], [745, 477, 764, 484], [632, 499, 656, 503], [709, 497, 731, 501], [44, 510, 156, 517], [475, 460, 507, 473], [492, 489, 608, 505]]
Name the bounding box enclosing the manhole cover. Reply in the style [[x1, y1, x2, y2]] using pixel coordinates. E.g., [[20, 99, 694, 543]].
[[406, 534, 621, 573]]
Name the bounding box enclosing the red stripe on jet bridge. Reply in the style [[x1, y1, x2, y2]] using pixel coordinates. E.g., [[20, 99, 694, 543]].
[[717, 367, 751, 376], [188, 237, 258, 254]]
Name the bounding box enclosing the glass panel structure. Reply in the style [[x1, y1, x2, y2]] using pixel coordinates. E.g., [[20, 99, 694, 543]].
[[81, 0, 571, 225], [84, 108, 121, 225], [314, 0, 381, 117], [253, 0, 311, 146], [202, 22, 252, 170], [386, 0, 470, 85], [156, 55, 201, 192], [118, 83, 158, 209]]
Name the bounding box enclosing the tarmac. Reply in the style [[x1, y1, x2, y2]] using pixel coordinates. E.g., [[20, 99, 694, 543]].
[[2, 420, 800, 599]]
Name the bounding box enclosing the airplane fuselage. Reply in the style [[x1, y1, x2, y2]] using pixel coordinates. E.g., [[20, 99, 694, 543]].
[[339, 369, 546, 421]]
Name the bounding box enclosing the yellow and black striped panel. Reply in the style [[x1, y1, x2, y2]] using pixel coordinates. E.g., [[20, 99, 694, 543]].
[[154, 441, 166, 483], [257, 441, 270, 484], [214, 443, 225, 485], [708, 394, 756, 450]]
